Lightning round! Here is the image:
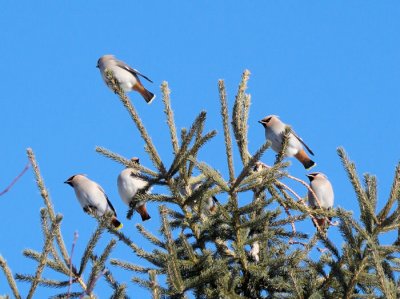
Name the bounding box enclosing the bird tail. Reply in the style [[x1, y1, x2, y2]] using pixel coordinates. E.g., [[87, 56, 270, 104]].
[[135, 83, 156, 104], [111, 217, 123, 230], [295, 150, 316, 170], [314, 217, 326, 227], [209, 196, 219, 213], [312, 217, 332, 231], [137, 204, 151, 221]]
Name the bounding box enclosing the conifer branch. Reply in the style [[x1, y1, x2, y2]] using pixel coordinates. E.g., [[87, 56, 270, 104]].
[[110, 283, 127, 299], [78, 225, 104, 276], [26, 214, 62, 299], [231, 141, 270, 192], [50, 292, 83, 298], [86, 239, 117, 295], [108, 228, 165, 266], [378, 163, 400, 221], [232, 70, 251, 164], [337, 147, 379, 226], [16, 275, 70, 288], [37, 208, 72, 276], [160, 205, 185, 294], [370, 248, 396, 298], [187, 122, 206, 179], [274, 126, 291, 165], [132, 276, 168, 297], [27, 149, 71, 267], [106, 70, 167, 175], [271, 177, 324, 232], [188, 157, 229, 192], [149, 270, 161, 299], [179, 233, 198, 262], [23, 249, 69, 276], [136, 224, 165, 248], [0, 255, 21, 299], [110, 259, 156, 273], [218, 79, 235, 183], [95, 146, 158, 177], [168, 125, 216, 178], [102, 265, 126, 295], [161, 81, 180, 155]]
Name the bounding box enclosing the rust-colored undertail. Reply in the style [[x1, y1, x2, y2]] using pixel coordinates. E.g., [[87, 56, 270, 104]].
[[295, 149, 316, 170], [137, 204, 151, 221], [134, 82, 156, 104]]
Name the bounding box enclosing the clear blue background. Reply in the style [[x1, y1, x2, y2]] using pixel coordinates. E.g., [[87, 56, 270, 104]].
[[1, 1, 400, 297]]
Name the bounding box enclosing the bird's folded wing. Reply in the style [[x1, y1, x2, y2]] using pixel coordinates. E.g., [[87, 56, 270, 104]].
[[116, 62, 153, 83], [96, 185, 117, 215], [292, 131, 314, 156]]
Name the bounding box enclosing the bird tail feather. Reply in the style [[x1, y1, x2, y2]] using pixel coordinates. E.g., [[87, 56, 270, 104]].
[[295, 150, 316, 170], [111, 217, 123, 230], [135, 83, 156, 104], [137, 204, 151, 221]]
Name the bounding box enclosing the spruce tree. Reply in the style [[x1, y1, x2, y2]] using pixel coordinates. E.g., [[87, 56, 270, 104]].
[[1, 70, 400, 298]]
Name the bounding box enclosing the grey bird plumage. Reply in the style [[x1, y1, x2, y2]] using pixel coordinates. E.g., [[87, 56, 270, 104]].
[[97, 54, 155, 104], [180, 181, 218, 214], [117, 157, 151, 221], [258, 115, 316, 170], [307, 172, 334, 227], [64, 174, 123, 229]]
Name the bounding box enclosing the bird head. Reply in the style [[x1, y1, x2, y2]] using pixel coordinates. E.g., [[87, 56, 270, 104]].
[[64, 174, 87, 187], [258, 115, 279, 127], [97, 54, 115, 68], [307, 172, 326, 182], [64, 175, 76, 187], [130, 157, 140, 164]]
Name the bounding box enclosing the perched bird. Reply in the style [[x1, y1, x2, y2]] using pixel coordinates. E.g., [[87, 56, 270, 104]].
[[258, 115, 316, 170], [307, 172, 334, 227], [249, 241, 260, 263], [64, 174, 123, 229], [180, 180, 218, 214], [117, 157, 151, 221], [97, 54, 155, 104]]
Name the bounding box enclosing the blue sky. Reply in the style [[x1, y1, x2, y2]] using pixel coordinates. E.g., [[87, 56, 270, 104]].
[[1, 1, 400, 297]]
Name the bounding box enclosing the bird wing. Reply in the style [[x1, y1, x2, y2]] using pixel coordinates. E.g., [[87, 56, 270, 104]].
[[292, 131, 314, 156], [96, 185, 117, 216], [116, 61, 153, 83]]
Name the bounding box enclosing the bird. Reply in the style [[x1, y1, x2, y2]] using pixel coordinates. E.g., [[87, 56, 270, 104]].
[[258, 115, 316, 170], [64, 174, 123, 229], [307, 172, 334, 227], [97, 54, 155, 104], [180, 180, 218, 214], [117, 157, 151, 221]]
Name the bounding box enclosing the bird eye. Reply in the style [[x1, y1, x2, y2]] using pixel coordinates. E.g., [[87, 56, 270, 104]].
[[265, 117, 272, 123]]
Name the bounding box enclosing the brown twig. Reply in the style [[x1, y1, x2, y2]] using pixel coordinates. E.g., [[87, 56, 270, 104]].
[[258, 161, 331, 232], [67, 231, 79, 299], [0, 161, 30, 196]]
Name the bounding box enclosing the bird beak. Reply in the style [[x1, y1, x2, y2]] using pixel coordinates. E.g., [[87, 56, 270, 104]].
[[64, 180, 72, 186], [96, 65, 99, 68], [258, 120, 263, 124]]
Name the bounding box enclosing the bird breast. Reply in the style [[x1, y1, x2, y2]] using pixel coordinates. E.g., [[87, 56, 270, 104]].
[[118, 171, 147, 206], [74, 184, 108, 216]]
